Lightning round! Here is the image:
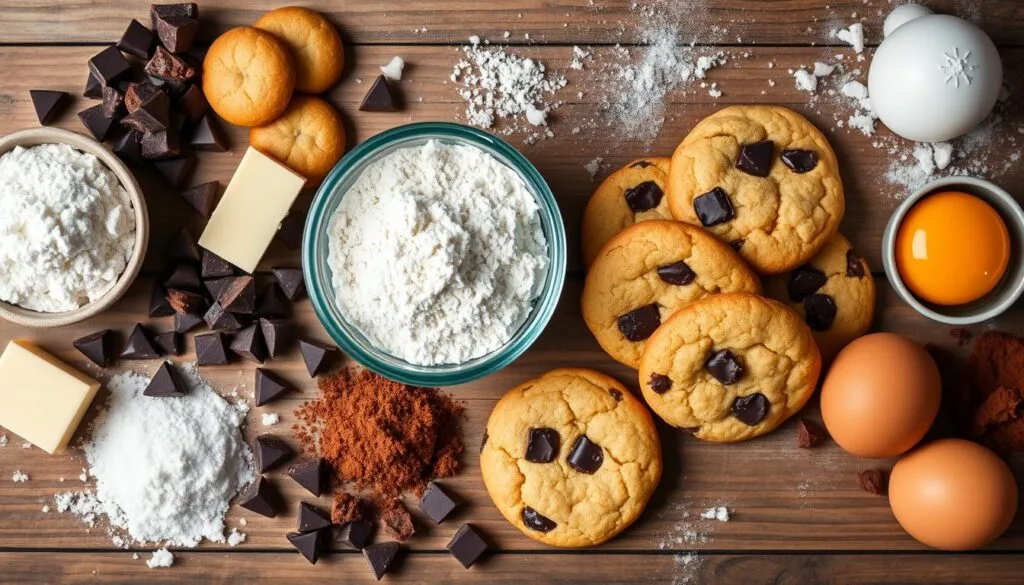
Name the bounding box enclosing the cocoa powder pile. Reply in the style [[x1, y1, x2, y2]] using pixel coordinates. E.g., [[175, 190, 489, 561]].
[[293, 368, 464, 501], [961, 331, 1024, 454]]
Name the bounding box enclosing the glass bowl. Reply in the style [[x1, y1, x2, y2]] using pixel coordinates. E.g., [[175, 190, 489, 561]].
[[302, 122, 566, 387]]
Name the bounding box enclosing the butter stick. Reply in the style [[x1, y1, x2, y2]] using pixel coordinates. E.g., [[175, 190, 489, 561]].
[[199, 147, 306, 273], [0, 339, 102, 454]]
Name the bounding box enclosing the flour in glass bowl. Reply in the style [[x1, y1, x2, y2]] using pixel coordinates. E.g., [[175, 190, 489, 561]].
[[327, 140, 549, 366]]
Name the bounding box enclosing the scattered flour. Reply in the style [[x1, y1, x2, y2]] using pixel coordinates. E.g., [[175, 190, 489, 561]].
[[0, 434, 7, 448], [700, 506, 730, 522], [834, 23, 865, 54], [146, 548, 174, 569], [261, 412, 280, 426], [227, 528, 246, 547], [584, 157, 604, 181], [42, 505, 50, 513], [673, 552, 705, 585], [12, 470, 28, 483], [380, 56, 405, 81]]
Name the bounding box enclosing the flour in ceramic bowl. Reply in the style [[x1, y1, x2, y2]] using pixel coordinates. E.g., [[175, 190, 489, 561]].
[[327, 139, 549, 366]]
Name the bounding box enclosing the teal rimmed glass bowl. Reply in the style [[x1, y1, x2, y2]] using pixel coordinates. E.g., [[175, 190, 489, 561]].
[[302, 122, 566, 387]]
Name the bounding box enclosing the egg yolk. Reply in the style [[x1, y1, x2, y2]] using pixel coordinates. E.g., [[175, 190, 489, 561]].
[[896, 191, 1010, 306]]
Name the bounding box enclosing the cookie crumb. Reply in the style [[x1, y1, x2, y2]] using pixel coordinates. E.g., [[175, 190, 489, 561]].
[[856, 469, 887, 496], [796, 419, 827, 448]]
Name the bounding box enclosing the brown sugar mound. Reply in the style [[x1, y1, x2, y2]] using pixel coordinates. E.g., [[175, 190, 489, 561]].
[[963, 332, 1024, 453]]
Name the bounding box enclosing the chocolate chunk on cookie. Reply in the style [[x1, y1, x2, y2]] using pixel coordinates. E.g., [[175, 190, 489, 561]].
[[736, 140, 774, 177], [781, 148, 819, 173], [804, 294, 837, 331], [525, 428, 560, 463], [693, 187, 734, 227]]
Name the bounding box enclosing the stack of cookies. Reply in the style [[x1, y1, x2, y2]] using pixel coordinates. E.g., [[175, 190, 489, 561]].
[[581, 105, 876, 443]]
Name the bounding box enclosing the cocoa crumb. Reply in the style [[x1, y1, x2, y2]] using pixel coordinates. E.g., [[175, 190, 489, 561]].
[[856, 469, 887, 496], [331, 492, 370, 525], [796, 418, 826, 448], [380, 501, 416, 542]]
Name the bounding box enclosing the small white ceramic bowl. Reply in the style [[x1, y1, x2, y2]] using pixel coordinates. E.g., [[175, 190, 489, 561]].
[[0, 128, 149, 328], [882, 176, 1024, 325]]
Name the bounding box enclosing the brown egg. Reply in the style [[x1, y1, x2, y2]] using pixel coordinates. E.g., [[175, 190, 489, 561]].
[[889, 439, 1018, 550], [821, 333, 941, 458]]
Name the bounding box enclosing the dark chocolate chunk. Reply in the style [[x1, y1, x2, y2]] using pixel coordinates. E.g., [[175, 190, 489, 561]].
[[154, 330, 182, 356], [255, 368, 291, 406], [143, 361, 187, 397], [731, 393, 769, 425], [287, 529, 325, 565], [167, 288, 204, 314], [150, 3, 198, 29], [298, 502, 333, 534], [299, 339, 338, 377], [419, 482, 460, 524], [29, 90, 69, 125], [230, 324, 266, 364], [189, 114, 229, 152], [272, 267, 305, 301], [148, 74, 188, 97], [337, 520, 374, 550], [173, 311, 204, 334], [73, 330, 114, 367], [140, 128, 180, 159], [657, 261, 696, 285], [101, 87, 124, 119], [125, 82, 168, 115], [521, 507, 556, 533], [447, 524, 489, 569], [255, 282, 291, 319], [113, 130, 145, 166], [239, 476, 283, 518], [630, 160, 654, 169], [218, 276, 255, 314], [204, 276, 233, 300], [846, 249, 866, 278], [149, 282, 175, 317], [177, 84, 208, 122], [787, 265, 827, 302], [194, 332, 230, 365], [617, 303, 661, 342], [165, 263, 200, 291], [363, 542, 402, 581], [609, 388, 623, 401], [260, 318, 294, 359], [705, 349, 744, 385], [736, 139, 775, 177], [84, 72, 103, 99], [77, 104, 116, 141], [566, 435, 604, 474], [165, 227, 200, 263], [780, 148, 819, 173], [796, 418, 826, 448], [255, 434, 294, 473], [804, 293, 837, 331], [524, 427, 559, 464], [275, 207, 307, 249], [201, 249, 233, 279], [287, 458, 326, 497], [204, 302, 243, 331], [117, 19, 156, 59], [179, 181, 218, 217], [146, 46, 196, 81], [88, 45, 131, 86], [624, 181, 663, 213], [153, 155, 195, 188], [120, 324, 160, 360], [155, 15, 198, 53], [648, 373, 672, 394], [693, 187, 735, 227], [359, 75, 397, 112]]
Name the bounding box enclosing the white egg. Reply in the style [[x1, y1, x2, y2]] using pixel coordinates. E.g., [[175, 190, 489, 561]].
[[868, 14, 1002, 143], [883, 4, 934, 38]]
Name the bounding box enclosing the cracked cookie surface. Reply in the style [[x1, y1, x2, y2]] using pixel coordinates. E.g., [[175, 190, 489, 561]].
[[638, 293, 821, 442], [480, 368, 662, 547], [666, 106, 844, 275], [582, 220, 761, 369], [249, 95, 346, 185], [203, 26, 296, 127]]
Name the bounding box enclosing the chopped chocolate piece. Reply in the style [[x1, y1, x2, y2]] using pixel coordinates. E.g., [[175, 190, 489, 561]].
[[706, 349, 744, 385], [780, 149, 819, 173], [693, 187, 735, 227], [239, 476, 283, 518], [846, 249, 866, 278], [165, 227, 200, 263], [566, 435, 604, 474], [173, 311, 204, 334], [117, 19, 156, 59], [288, 458, 326, 497], [649, 373, 672, 394], [154, 330, 181, 356], [287, 529, 325, 565], [255, 282, 291, 319], [630, 160, 654, 169], [148, 74, 188, 97], [617, 304, 661, 342], [113, 130, 145, 166], [140, 128, 180, 159], [29, 90, 69, 125], [255, 368, 291, 406], [857, 469, 887, 496], [272, 267, 305, 301], [189, 114, 229, 152], [299, 339, 339, 377], [419, 482, 459, 524], [275, 208, 306, 249], [260, 318, 294, 359], [298, 502, 333, 533], [178, 181, 218, 218], [177, 84, 208, 122], [166, 288, 204, 314], [153, 155, 194, 188], [731, 393, 769, 425], [77, 104, 116, 141], [145, 46, 196, 81], [150, 3, 198, 29], [218, 276, 255, 314], [804, 293, 837, 331], [736, 139, 775, 177], [524, 428, 559, 464], [73, 330, 114, 367], [230, 324, 266, 364], [88, 45, 131, 86], [149, 282, 175, 317], [165, 263, 200, 291], [381, 503, 416, 541], [144, 362, 187, 397], [359, 75, 397, 112], [101, 86, 124, 119], [624, 181, 663, 213], [194, 332, 230, 365], [787, 265, 827, 302], [204, 276, 233, 300], [521, 506, 556, 532], [204, 302, 243, 331], [337, 520, 374, 550], [657, 261, 696, 285], [363, 542, 401, 581], [120, 324, 160, 360], [155, 15, 198, 53], [255, 434, 294, 473], [609, 388, 623, 401], [201, 249, 233, 279], [796, 418, 826, 448], [447, 524, 489, 569], [125, 82, 167, 115], [84, 72, 103, 99]]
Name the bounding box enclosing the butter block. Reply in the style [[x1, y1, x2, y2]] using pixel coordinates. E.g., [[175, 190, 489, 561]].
[[199, 147, 306, 273], [0, 339, 101, 454]]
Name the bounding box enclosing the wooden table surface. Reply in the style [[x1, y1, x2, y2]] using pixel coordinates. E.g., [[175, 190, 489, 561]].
[[2, 1, 1024, 583]]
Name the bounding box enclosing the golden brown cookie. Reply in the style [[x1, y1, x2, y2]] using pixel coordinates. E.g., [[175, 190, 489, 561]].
[[254, 7, 344, 94], [480, 368, 662, 548], [582, 220, 762, 369], [580, 157, 672, 267], [249, 95, 346, 184], [666, 106, 844, 275], [203, 27, 296, 127], [638, 293, 821, 442], [763, 233, 875, 362]]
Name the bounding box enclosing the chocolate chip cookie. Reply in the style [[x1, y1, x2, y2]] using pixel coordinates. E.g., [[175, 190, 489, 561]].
[[764, 233, 875, 361], [580, 158, 672, 267], [480, 368, 662, 547], [638, 293, 821, 442], [582, 220, 762, 369], [666, 106, 844, 275]]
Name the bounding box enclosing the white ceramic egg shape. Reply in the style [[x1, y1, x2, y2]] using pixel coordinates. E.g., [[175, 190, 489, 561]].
[[868, 13, 1002, 143]]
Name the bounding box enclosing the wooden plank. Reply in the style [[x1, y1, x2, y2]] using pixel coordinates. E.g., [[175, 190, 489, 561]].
[[0, 0, 1022, 46]]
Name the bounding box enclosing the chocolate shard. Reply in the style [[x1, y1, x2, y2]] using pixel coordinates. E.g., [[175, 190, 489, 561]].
[[566, 435, 604, 474], [29, 90, 70, 125], [705, 349, 744, 385], [77, 104, 117, 141], [363, 542, 402, 581], [287, 458, 326, 497], [521, 506, 556, 532], [804, 293, 837, 331], [143, 361, 187, 397], [219, 276, 256, 314], [189, 114, 229, 152], [239, 475, 283, 518], [299, 339, 339, 377], [272, 267, 305, 301], [617, 303, 661, 342], [648, 373, 672, 394], [84, 72, 103, 99], [145, 46, 196, 81], [140, 128, 180, 160], [204, 302, 243, 332], [201, 249, 234, 279], [173, 311, 204, 334], [154, 330, 182, 356], [693, 187, 735, 227], [275, 207, 306, 249], [419, 482, 460, 524], [120, 324, 161, 360], [447, 523, 489, 569], [167, 288, 205, 315], [177, 84, 208, 122], [731, 393, 770, 425], [149, 282, 175, 317], [287, 529, 325, 565], [260, 318, 294, 359], [153, 155, 195, 188], [359, 75, 397, 112], [524, 428, 559, 464], [155, 15, 199, 53], [255, 368, 292, 406], [194, 332, 230, 366], [101, 87, 124, 119], [787, 265, 827, 302], [846, 249, 866, 278], [298, 502, 333, 534], [117, 19, 156, 59], [624, 181, 663, 213], [165, 227, 200, 263], [337, 520, 374, 551], [255, 434, 294, 473], [73, 329, 115, 367], [255, 282, 291, 319], [736, 139, 775, 177], [88, 45, 131, 86], [178, 181, 218, 218], [204, 277, 233, 301], [657, 261, 696, 285], [150, 3, 198, 29], [230, 323, 267, 364], [113, 130, 145, 166], [165, 263, 200, 291], [780, 148, 819, 173]]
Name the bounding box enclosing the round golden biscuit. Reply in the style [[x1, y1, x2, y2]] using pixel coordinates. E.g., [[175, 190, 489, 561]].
[[480, 368, 662, 547], [255, 7, 344, 94], [666, 106, 844, 275], [203, 27, 296, 127], [249, 95, 346, 185], [580, 157, 672, 268]]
